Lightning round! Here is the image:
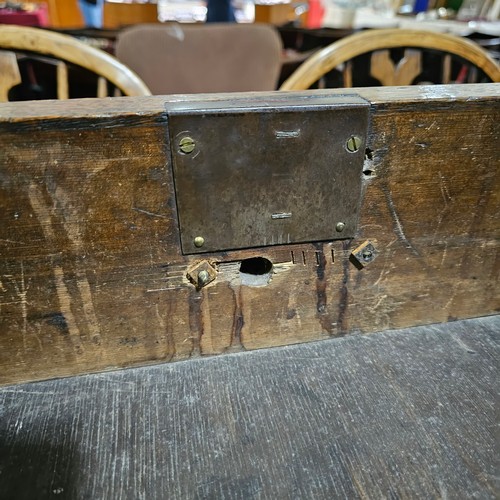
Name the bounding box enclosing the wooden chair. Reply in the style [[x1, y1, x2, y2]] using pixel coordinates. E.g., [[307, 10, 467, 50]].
[[280, 28, 500, 90], [0, 25, 151, 101], [115, 23, 283, 94]]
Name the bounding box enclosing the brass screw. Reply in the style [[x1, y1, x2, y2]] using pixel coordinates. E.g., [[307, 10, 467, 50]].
[[194, 236, 205, 248], [179, 136, 195, 154], [346, 136, 362, 153], [198, 270, 210, 286], [336, 222, 346, 232]]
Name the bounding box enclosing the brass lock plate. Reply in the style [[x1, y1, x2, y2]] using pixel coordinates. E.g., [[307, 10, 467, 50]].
[[167, 94, 369, 254]]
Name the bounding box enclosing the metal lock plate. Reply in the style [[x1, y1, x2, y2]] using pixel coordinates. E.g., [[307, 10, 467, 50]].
[[167, 94, 369, 254]]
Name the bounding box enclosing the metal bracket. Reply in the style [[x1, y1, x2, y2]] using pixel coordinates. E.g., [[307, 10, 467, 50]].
[[186, 260, 217, 289], [350, 240, 380, 268], [167, 94, 370, 254]]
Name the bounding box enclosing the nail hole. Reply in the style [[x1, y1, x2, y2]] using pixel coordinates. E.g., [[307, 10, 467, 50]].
[[365, 148, 373, 160], [363, 169, 374, 176], [239, 257, 273, 287]]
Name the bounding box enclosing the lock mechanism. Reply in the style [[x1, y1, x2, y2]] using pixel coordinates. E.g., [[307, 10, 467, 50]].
[[167, 93, 370, 254]]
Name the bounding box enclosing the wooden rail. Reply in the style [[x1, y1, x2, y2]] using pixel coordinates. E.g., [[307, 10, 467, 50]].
[[0, 85, 498, 385]]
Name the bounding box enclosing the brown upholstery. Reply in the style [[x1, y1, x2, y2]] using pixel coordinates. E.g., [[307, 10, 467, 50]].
[[115, 23, 283, 94]]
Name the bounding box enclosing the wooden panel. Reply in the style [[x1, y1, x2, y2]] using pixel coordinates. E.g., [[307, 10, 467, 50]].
[[103, 2, 159, 29], [31, 0, 85, 29], [0, 85, 499, 385], [0, 316, 498, 498]]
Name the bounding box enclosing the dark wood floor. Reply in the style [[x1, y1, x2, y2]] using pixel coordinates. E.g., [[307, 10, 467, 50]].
[[0, 315, 498, 499]]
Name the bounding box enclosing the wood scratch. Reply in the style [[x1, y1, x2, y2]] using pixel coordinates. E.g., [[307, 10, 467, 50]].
[[53, 266, 82, 343], [19, 262, 28, 349], [9, 261, 30, 349], [132, 207, 168, 218], [53, 186, 102, 342], [384, 188, 420, 256], [373, 255, 390, 287], [28, 184, 82, 346], [426, 120, 437, 131], [438, 171, 452, 205], [431, 211, 445, 245], [28, 184, 56, 240], [370, 294, 387, 312], [444, 287, 457, 311], [440, 242, 448, 268], [76, 272, 101, 342]]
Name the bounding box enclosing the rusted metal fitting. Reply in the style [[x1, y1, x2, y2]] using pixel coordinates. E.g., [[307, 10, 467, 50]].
[[186, 260, 217, 289], [351, 240, 379, 268]]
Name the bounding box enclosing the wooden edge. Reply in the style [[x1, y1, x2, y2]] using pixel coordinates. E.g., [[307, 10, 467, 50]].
[[0, 84, 498, 121], [0, 25, 152, 97], [0, 50, 22, 102], [280, 29, 500, 90]]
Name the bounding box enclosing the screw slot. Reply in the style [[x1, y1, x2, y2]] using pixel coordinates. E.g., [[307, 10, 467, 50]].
[[346, 136, 362, 153], [179, 137, 195, 154]]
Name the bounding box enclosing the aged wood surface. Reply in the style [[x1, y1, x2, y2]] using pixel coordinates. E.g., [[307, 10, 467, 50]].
[[0, 85, 499, 385], [0, 316, 498, 499], [0, 51, 21, 102]]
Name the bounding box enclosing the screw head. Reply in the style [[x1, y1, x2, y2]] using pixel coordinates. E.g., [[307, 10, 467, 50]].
[[179, 136, 195, 154], [336, 222, 346, 232], [362, 249, 373, 262], [350, 241, 379, 268], [194, 236, 205, 248], [346, 135, 362, 153], [198, 270, 210, 286]]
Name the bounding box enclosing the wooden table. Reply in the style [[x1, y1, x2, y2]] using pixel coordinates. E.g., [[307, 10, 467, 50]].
[[0, 315, 498, 498]]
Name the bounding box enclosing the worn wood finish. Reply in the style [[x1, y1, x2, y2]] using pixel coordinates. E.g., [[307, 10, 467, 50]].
[[0, 25, 151, 100], [0, 316, 498, 499], [0, 85, 499, 385], [0, 51, 21, 102], [280, 29, 500, 90], [370, 49, 422, 86]]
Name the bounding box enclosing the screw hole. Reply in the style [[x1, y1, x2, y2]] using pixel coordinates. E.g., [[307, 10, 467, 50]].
[[239, 257, 273, 287], [240, 257, 272, 275], [365, 148, 374, 160]]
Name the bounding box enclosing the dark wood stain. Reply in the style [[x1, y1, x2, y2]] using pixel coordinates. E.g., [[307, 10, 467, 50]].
[[337, 240, 352, 335], [0, 85, 499, 384], [188, 289, 203, 357], [229, 284, 245, 351]]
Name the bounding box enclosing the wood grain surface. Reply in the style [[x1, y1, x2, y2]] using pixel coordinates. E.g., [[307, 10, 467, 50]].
[[0, 316, 498, 499], [279, 29, 500, 90], [0, 25, 151, 100], [0, 85, 499, 385]]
